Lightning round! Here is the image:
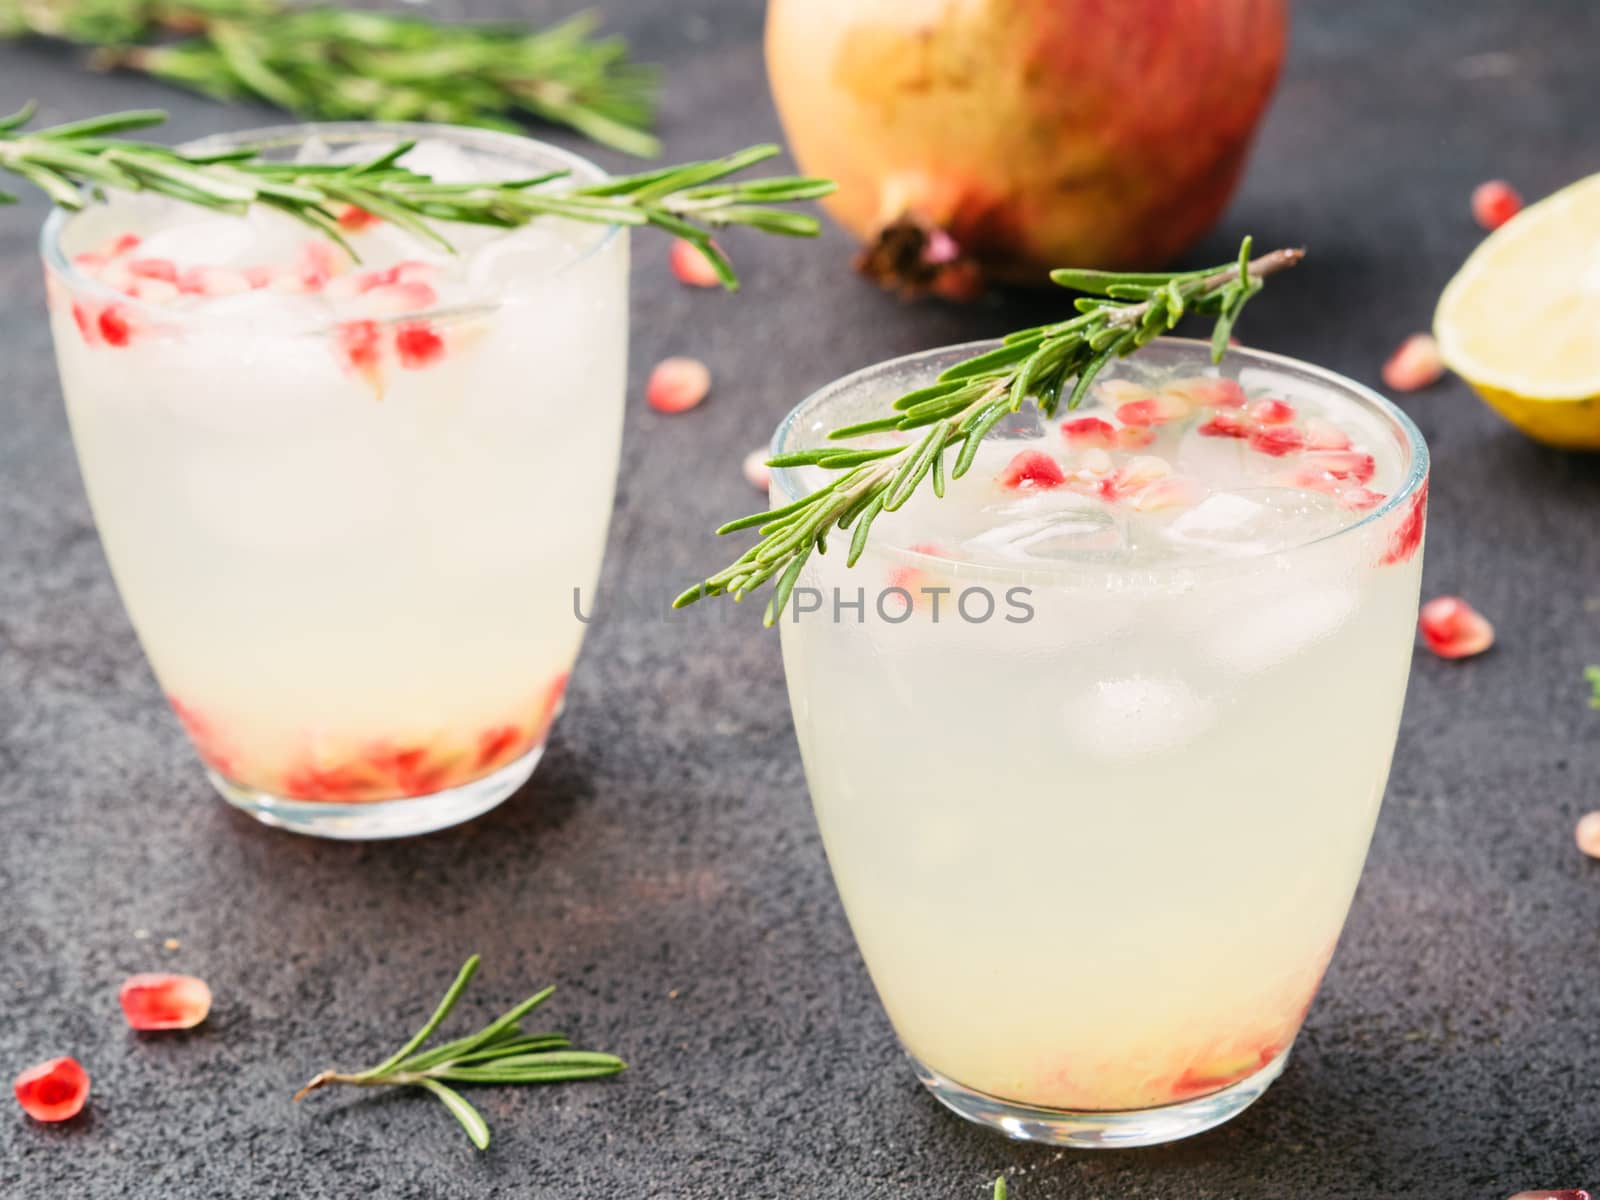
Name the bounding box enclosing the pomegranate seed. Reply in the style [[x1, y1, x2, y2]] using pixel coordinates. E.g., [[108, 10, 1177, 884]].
[[1472, 180, 1523, 230], [1117, 393, 1188, 427], [71, 302, 101, 346], [1198, 409, 1249, 438], [395, 321, 447, 369], [670, 238, 723, 288], [1419, 596, 1494, 659], [1248, 398, 1295, 425], [997, 449, 1066, 491], [243, 264, 276, 289], [14, 1057, 89, 1122], [742, 448, 771, 491], [1248, 424, 1304, 456], [296, 240, 344, 290], [1303, 417, 1352, 451], [1104, 454, 1172, 500], [1300, 449, 1377, 484], [133, 278, 181, 304], [119, 973, 212, 1031], [1340, 487, 1386, 511], [1506, 1193, 1591, 1200], [1060, 416, 1118, 448], [1164, 376, 1246, 408], [1382, 333, 1445, 393], [336, 320, 385, 394], [105, 233, 141, 257], [128, 258, 178, 284], [98, 304, 132, 347], [475, 725, 524, 771], [1383, 479, 1428, 564], [337, 205, 382, 232], [1117, 425, 1157, 449], [1574, 812, 1600, 860], [646, 356, 711, 414]]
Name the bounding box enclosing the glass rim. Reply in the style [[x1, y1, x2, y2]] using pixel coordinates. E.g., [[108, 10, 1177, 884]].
[[769, 336, 1431, 577], [38, 120, 621, 333]]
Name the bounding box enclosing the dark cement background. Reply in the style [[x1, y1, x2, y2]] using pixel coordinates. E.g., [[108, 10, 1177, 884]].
[[4, 1, 1600, 1196]]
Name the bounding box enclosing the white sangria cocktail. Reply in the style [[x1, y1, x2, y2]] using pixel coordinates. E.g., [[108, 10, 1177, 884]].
[[42, 124, 628, 838], [769, 339, 1428, 1146]]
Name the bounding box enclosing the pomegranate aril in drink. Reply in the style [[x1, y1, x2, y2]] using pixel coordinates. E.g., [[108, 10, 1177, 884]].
[[395, 321, 447, 369], [1247, 398, 1294, 425], [1248, 424, 1304, 457], [646, 356, 711, 414], [1061, 416, 1118, 448], [14, 1057, 90, 1122], [1418, 596, 1493, 659], [997, 449, 1066, 491], [119, 973, 213, 1030]]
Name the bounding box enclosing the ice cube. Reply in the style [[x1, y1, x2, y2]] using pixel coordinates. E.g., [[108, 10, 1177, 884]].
[[966, 497, 1126, 564], [400, 139, 493, 184], [1164, 490, 1347, 559], [180, 287, 335, 333], [1205, 585, 1361, 673], [1064, 676, 1213, 758], [465, 221, 588, 290]]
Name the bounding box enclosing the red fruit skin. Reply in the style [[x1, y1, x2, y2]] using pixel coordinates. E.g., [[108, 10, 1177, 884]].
[[14, 1057, 89, 1123], [119, 973, 213, 1031], [766, 0, 1287, 283], [996, 448, 1066, 490]]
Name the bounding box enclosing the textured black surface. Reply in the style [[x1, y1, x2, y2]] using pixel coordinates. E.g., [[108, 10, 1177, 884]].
[[3, 2, 1600, 1197]]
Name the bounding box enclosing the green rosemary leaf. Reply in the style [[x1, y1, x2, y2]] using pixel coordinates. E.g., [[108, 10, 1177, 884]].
[[938, 339, 1036, 381], [951, 400, 1012, 479], [893, 378, 967, 411], [931, 438, 946, 498], [418, 1079, 491, 1150], [359, 956, 482, 1080], [764, 547, 813, 626], [828, 415, 905, 440], [884, 421, 950, 511], [846, 494, 887, 567]]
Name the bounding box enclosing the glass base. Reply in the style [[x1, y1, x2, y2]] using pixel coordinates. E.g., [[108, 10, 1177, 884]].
[[206, 744, 544, 840], [910, 1047, 1290, 1148]]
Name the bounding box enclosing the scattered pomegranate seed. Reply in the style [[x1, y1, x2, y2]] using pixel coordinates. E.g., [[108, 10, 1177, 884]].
[[1247, 398, 1295, 425], [1116, 393, 1189, 427], [1382, 333, 1445, 393], [1300, 449, 1377, 484], [119, 973, 212, 1031], [1248, 424, 1304, 456], [1419, 596, 1494, 659], [1061, 416, 1118, 448], [669, 238, 723, 288], [1382, 479, 1428, 564], [646, 356, 711, 414], [395, 321, 447, 369], [1574, 813, 1600, 860], [1164, 376, 1246, 408], [742, 448, 771, 491], [14, 1057, 89, 1123], [98, 304, 132, 347], [128, 258, 179, 284], [997, 449, 1067, 491], [337, 205, 383, 233], [1302, 417, 1353, 451], [1472, 180, 1523, 230], [1198, 409, 1249, 439], [1505, 1192, 1591, 1200]]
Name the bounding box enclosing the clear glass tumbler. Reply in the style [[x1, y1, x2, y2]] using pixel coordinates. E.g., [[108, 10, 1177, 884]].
[[771, 338, 1428, 1146], [41, 123, 628, 839]]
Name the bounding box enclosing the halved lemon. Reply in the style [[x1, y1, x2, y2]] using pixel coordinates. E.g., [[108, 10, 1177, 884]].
[[1434, 171, 1600, 450]]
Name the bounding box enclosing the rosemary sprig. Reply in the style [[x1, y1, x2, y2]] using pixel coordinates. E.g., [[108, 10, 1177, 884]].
[[293, 955, 624, 1150], [0, 1, 659, 156], [0, 103, 834, 285], [1586, 666, 1600, 710], [675, 239, 1305, 621]]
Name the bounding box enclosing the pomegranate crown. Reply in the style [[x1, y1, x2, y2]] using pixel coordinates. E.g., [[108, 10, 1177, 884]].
[[676, 238, 1306, 624]]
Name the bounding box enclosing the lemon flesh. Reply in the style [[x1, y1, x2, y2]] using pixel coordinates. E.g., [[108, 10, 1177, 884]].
[[1434, 172, 1600, 449]]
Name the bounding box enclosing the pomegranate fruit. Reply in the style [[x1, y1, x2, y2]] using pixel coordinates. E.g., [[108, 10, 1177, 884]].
[[765, 0, 1288, 296]]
